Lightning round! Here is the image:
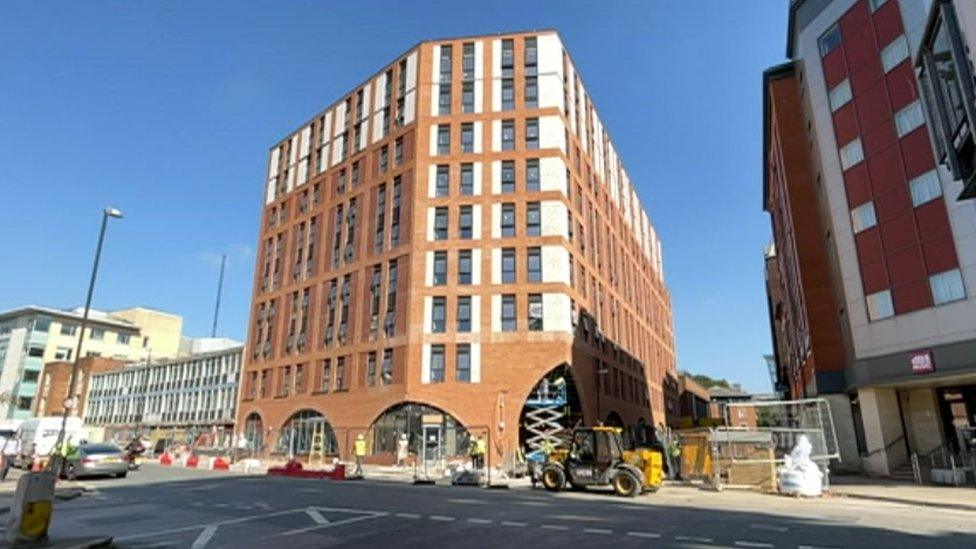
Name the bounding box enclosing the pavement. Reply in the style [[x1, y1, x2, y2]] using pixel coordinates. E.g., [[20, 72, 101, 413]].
[[826, 474, 976, 512], [1, 463, 968, 548]]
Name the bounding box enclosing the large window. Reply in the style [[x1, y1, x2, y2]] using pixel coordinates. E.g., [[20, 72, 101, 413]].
[[456, 344, 471, 382], [866, 290, 895, 321], [457, 296, 472, 332], [461, 123, 474, 153], [370, 402, 469, 457], [501, 203, 516, 237], [501, 294, 517, 331], [527, 247, 542, 282], [528, 293, 543, 331], [819, 23, 841, 57], [459, 205, 474, 239], [910, 170, 942, 206], [501, 248, 516, 283], [501, 119, 515, 151], [436, 165, 450, 197], [881, 35, 909, 73], [437, 125, 451, 155], [501, 161, 515, 193], [460, 163, 474, 195], [526, 118, 539, 149], [526, 202, 541, 236], [434, 207, 449, 240], [526, 159, 540, 192], [501, 78, 514, 110], [430, 345, 445, 382], [458, 250, 473, 284], [433, 251, 448, 285], [275, 410, 338, 456], [930, 269, 966, 305], [431, 297, 446, 333]]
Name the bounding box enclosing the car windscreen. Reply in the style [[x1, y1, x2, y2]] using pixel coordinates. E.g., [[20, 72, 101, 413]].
[[81, 445, 121, 454]]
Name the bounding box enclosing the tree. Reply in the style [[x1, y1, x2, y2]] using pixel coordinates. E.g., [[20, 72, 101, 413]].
[[689, 374, 731, 390]]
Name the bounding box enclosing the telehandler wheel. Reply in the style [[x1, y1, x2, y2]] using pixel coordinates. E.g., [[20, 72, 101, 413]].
[[541, 466, 566, 492], [612, 470, 641, 497]]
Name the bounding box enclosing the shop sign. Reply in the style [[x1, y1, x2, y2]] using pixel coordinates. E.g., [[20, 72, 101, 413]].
[[910, 350, 935, 374]]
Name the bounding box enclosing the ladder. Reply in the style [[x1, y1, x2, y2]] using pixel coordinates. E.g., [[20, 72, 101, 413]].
[[308, 421, 325, 466]]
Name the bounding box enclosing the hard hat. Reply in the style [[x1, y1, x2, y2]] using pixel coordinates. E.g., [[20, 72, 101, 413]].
[[357, 434, 364, 439]]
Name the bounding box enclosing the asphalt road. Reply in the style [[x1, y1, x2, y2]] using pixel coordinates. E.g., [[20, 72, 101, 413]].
[[42, 465, 976, 548]]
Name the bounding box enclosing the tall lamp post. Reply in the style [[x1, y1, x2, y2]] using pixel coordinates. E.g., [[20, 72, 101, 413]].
[[49, 207, 123, 474]]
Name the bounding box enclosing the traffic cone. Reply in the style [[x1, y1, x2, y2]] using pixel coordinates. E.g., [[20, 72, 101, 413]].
[[212, 457, 230, 471], [160, 452, 172, 466], [185, 454, 199, 468]]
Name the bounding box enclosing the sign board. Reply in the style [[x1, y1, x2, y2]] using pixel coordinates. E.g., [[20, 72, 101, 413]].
[[421, 413, 442, 426], [910, 350, 935, 374]]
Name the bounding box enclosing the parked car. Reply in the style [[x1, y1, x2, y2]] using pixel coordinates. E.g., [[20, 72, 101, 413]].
[[62, 443, 128, 480]]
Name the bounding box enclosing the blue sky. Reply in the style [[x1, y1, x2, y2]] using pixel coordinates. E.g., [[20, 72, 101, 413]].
[[0, 1, 788, 392]]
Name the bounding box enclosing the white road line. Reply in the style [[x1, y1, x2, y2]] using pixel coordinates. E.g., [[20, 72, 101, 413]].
[[541, 525, 569, 531], [583, 528, 613, 535], [190, 525, 217, 549], [306, 508, 329, 525], [115, 508, 313, 542], [468, 518, 493, 524], [396, 513, 421, 519], [272, 514, 386, 538], [799, 546, 839, 549], [628, 532, 661, 539], [214, 503, 230, 508], [735, 542, 774, 548], [750, 524, 788, 533], [430, 515, 456, 522], [501, 521, 528, 527], [676, 535, 714, 543]]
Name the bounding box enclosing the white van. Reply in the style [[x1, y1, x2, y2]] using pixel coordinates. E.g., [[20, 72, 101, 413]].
[[17, 416, 84, 467]]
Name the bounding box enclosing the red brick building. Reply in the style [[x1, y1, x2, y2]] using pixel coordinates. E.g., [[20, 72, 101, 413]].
[[238, 30, 676, 466], [35, 357, 125, 419]]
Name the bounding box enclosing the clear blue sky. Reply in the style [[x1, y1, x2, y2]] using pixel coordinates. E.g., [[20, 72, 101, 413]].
[[0, 1, 788, 393]]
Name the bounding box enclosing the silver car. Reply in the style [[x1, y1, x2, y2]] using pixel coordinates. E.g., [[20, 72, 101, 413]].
[[63, 443, 128, 480]]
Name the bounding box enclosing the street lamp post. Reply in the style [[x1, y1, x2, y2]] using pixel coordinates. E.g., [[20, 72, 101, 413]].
[[49, 207, 123, 474]]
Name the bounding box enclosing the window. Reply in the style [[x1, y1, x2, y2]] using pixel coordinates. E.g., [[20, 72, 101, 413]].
[[501, 39, 514, 74], [527, 247, 542, 282], [367, 352, 377, 386], [525, 76, 538, 108], [375, 184, 386, 253], [295, 364, 305, 393], [528, 294, 543, 331], [437, 125, 450, 155], [32, 317, 50, 332], [28, 347, 44, 358], [881, 35, 909, 73], [351, 161, 360, 187], [54, 347, 72, 361], [382, 349, 393, 385], [431, 297, 446, 333], [460, 163, 474, 195], [336, 357, 346, 390], [430, 345, 445, 382], [829, 79, 852, 112], [457, 296, 472, 332], [379, 146, 389, 173], [462, 81, 475, 113], [524, 36, 537, 69], [526, 202, 541, 236], [458, 250, 472, 284], [501, 78, 514, 110], [526, 159, 540, 191], [459, 205, 473, 239], [851, 202, 877, 233], [895, 101, 925, 137], [433, 251, 448, 285], [439, 84, 451, 115], [866, 290, 894, 321], [526, 118, 539, 149], [501, 203, 516, 237], [930, 269, 966, 305], [90, 328, 105, 341], [391, 178, 402, 246], [501, 294, 516, 331], [394, 137, 404, 165], [456, 344, 471, 382], [819, 23, 842, 57], [461, 123, 474, 152], [118, 334, 131, 345], [440, 44, 453, 76], [501, 161, 515, 193], [910, 170, 942, 206], [320, 359, 331, 392], [501, 248, 516, 283], [60, 323, 78, 336], [434, 207, 448, 240], [436, 165, 450, 196], [840, 138, 864, 170], [462, 42, 475, 79], [501, 119, 515, 151]]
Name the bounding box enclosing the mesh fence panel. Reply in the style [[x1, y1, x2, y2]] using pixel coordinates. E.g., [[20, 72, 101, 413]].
[[721, 398, 840, 464]]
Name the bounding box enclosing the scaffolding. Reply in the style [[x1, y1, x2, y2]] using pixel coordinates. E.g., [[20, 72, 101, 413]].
[[523, 379, 568, 453]]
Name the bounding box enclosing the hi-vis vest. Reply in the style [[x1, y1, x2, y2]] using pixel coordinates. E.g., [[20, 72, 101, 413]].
[[355, 439, 366, 456]]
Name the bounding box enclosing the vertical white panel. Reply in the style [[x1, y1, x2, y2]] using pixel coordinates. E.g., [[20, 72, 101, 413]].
[[331, 134, 344, 166], [541, 246, 570, 284], [474, 41, 485, 113], [359, 116, 369, 151], [491, 247, 501, 284], [470, 298, 481, 335], [286, 166, 295, 192], [404, 90, 416, 125], [375, 73, 387, 110], [297, 159, 308, 186], [566, 63, 577, 133], [299, 126, 312, 157], [421, 343, 431, 383], [372, 108, 384, 144], [473, 121, 483, 153], [472, 248, 482, 285], [426, 207, 435, 242], [491, 203, 501, 239], [265, 178, 276, 205], [427, 164, 437, 198], [470, 342, 481, 383], [491, 39, 502, 112], [423, 297, 432, 335], [430, 83, 439, 116], [268, 148, 281, 179], [289, 135, 299, 165], [431, 45, 442, 83], [537, 34, 564, 110], [425, 251, 434, 286], [473, 162, 483, 195], [318, 143, 330, 173], [539, 157, 567, 194], [539, 115, 566, 152], [491, 78, 501, 112], [472, 204, 482, 240], [542, 293, 572, 333], [405, 51, 418, 91], [333, 103, 346, 138], [491, 120, 501, 152], [540, 201, 569, 237], [322, 111, 333, 144], [490, 295, 501, 333], [429, 125, 438, 157]]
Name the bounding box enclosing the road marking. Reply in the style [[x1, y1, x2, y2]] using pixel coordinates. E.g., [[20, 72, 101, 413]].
[[676, 535, 714, 543], [254, 502, 272, 510], [188, 483, 222, 492], [468, 518, 492, 524], [750, 524, 789, 533], [583, 528, 612, 535], [396, 513, 421, 519], [429, 515, 456, 522], [191, 525, 217, 549], [799, 546, 839, 549], [501, 521, 528, 527], [214, 503, 230, 508], [628, 532, 661, 539], [541, 525, 569, 531], [272, 513, 386, 538], [735, 542, 773, 548], [115, 508, 313, 542], [306, 508, 329, 525]]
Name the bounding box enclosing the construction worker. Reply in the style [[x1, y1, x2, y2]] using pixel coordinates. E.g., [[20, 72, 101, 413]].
[[474, 436, 487, 470], [353, 434, 366, 477]]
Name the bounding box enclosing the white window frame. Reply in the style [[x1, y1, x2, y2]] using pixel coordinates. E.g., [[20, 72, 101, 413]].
[[909, 170, 942, 206], [866, 290, 895, 321], [894, 101, 925, 137], [829, 79, 852, 112], [840, 138, 864, 170], [930, 269, 966, 305], [881, 35, 909, 73], [851, 202, 877, 233]]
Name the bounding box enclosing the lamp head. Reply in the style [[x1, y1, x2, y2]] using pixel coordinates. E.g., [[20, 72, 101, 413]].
[[104, 207, 123, 219]]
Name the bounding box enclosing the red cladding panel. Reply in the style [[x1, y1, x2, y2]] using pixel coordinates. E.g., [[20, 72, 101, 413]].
[[863, 120, 897, 157], [887, 245, 927, 287], [915, 199, 952, 240], [855, 80, 891, 132], [871, 0, 904, 46], [851, 57, 883, 95], [922, 233, 959, 273], [856, 226, 885, 262], [886, 62, 919, 112], [840, 0, 871, 39], [880, 212, 919, 252], [844, 23, 879, 74], [867, 144, 906, 194], [823, 47, 849, 89], [833, 103, 860, 146], [892, 279, 933, 313], [845, 164, 872, 206], [873, 185, 912, 222], [860, 258, 889, 294], [900, 128, 936, 179]]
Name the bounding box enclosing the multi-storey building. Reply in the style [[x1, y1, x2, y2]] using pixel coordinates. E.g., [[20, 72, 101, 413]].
[[34, 357, 125, 418], [765, 0, 976, 476], [239, 30, 675, 465], [0, 305, 183, 419], [84, 344, 243, 445]]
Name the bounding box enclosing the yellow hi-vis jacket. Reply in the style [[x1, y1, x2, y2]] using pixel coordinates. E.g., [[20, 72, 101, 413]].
[[354, 439, 367, 457], [475, 438, 486, 455]]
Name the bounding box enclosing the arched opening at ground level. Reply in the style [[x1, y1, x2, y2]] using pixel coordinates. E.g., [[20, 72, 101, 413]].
[[604, 411, 624, 428], [275, 409, 339, 458], [243, 412, 264, 453], [518, 365, 583, 455], [369, 402, 470, 461]]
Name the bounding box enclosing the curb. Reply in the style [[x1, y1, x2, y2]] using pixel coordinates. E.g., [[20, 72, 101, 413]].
[[834, 491, 976, 513]]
